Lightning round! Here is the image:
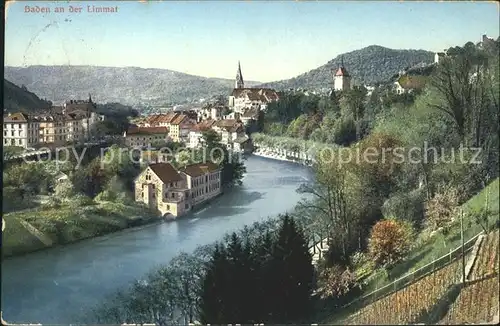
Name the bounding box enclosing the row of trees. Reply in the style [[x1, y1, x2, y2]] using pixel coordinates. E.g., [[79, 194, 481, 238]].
[[200, 215, 313, 324], [93, 215, 314, 325]]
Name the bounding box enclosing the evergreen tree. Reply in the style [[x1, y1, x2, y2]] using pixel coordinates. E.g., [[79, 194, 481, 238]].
[[270, 214, 314, 322], [254, 230, 276, 323], [199, 243, 228, 324], [225, 232, 245, 323]]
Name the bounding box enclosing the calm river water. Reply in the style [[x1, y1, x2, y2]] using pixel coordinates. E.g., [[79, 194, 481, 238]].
[[1, 155, 312, 323]]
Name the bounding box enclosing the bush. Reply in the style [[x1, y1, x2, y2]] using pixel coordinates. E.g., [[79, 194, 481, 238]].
[[425, 186, 460, 231], [368, 217, 414, 267], [382, 188, 426, 228], [55, 181, 75, 199], [317, 264, 357, 299]]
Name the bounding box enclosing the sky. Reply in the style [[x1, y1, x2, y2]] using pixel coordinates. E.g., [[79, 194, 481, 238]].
[[5, 1, 500, 83]]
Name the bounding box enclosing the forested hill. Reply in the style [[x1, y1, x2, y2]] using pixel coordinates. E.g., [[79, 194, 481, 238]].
[[259, 45, 434, 90], [3, 79, 52, 113], [4, 66, 261, 106]]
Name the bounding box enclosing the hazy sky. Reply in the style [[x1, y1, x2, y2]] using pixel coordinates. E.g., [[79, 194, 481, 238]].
[[5, 1, 499, 82]]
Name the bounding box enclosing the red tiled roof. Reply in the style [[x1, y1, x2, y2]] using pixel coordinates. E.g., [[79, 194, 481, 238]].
[[214, 119, 243, 132], [230, 88, 279, 102], [149, 163, 183, 183], [4, 112, 29, 122], [171, 114, 187, 125], [145, 112, 180, 125], [335, 67, 350, 77], [191, 119, 216, 132], [180, 162, 220, 177], [126, 127, 169, 135]]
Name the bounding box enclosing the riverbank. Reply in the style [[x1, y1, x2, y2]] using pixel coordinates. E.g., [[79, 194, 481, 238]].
[[1, 156, 312, 323], [252, 147, 314, 166], [2, 201, 159, 258]]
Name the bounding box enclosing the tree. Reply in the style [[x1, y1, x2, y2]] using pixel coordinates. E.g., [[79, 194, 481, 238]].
[[428, 44, 498, 147], [317, 264, 357, 300], [297, 152, 355, 260], [368, 217, 414, 267], [340, 86, 367, 142], [269, 214, 314, 322], [424, 185, 460, 232], [200, 243, 229, 324]]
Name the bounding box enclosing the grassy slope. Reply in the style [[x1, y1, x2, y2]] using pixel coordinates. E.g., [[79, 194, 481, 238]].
[[318, 178, 499, 323], [2, 201, 157, 258]]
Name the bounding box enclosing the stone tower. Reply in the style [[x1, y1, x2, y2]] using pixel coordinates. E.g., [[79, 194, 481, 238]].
[[333, 56, 351, 91], [235, 61, 244, 89]]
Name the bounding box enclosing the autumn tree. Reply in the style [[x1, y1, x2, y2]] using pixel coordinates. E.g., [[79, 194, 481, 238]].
[[368, 217, 414, 267], [424, 185, 460, 231], [317, 264, 357, 300]]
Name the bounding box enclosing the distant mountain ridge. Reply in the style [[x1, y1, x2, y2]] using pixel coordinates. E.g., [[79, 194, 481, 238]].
[[4, 45, 434, 106], [4, 65, 262, 107], [258, 45, 434, 90], [3, 79, 52, 113]]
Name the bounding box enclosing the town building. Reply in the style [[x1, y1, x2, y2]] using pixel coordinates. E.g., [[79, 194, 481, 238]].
[[333, 57, 351, 91], [240, 107, 260, 126], [179, 162, 222, 207], [229, 88, 280, 114], [212, 119, 249, 151], [134, 162, 191, 218], [139, 112, 193, 143], [134, 161, 221, 218], [188, 119, 216, 149], [3, 112, 40, 148], [123, 126, 170, 148], [197, 103, 229, 122]]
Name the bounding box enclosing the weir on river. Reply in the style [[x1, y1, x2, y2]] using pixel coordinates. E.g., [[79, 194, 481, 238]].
[[1, 155, 312, 324]]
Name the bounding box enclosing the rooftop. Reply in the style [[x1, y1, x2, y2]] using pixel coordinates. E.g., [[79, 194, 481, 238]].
[[149, 163, 183, 183], [180, 161, 220, 177], [127, 126, 169, 135], [335, 67, 350, 77]]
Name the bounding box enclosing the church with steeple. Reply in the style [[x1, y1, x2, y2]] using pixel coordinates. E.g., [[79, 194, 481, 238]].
[[333, 56, 351, 91], [235, 61, 244, 89], [228, 61, 280, 119]]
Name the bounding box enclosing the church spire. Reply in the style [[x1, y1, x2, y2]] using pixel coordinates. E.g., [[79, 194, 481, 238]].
[[235, 61, 244, 89], [88, 93, 92, 103]]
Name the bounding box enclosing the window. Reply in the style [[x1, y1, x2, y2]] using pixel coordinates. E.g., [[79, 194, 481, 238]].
[[18, 124, 22, 129], [167, 204, 170, 210], [206, 176, 208, 182], [11, 131, 14, 136], [185, 204, 189, 209], [171, 193, 175, 198], [141, 192, 144, 198], [206, 186, 208, 193]]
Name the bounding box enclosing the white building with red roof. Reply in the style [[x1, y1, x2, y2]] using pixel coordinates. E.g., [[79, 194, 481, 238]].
[[333, 57, 351, 91]]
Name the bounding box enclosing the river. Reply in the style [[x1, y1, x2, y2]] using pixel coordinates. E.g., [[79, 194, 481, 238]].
[[1, 155, 312, 324]]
